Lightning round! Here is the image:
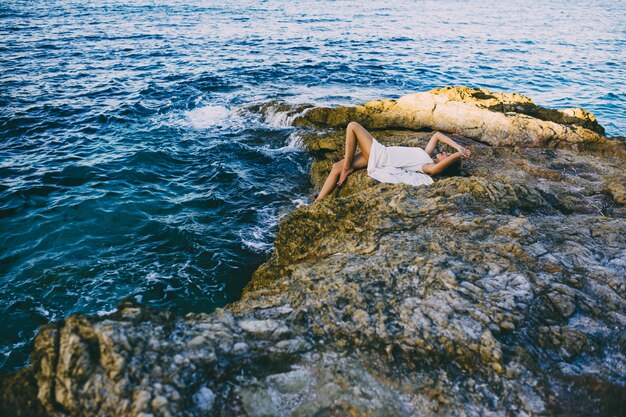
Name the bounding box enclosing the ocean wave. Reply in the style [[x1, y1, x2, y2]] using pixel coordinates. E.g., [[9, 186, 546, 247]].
[[262, 104, 311, 128], [2, 0, 624, 375], [185, 105, 233, 130], [285, 132, 304, 149], [239, 206, 279, 254]]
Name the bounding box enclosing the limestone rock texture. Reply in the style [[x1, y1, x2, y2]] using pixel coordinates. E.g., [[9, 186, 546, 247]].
[[2, 87, 625, 417], [293, 86, 609, 149]]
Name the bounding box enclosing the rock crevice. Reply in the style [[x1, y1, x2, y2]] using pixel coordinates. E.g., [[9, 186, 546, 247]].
[[2, 87, 625, 417]]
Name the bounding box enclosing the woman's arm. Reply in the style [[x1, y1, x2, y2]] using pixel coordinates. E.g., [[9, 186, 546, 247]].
[[422, 152, 462, 175], [425, 132, 470, 157]]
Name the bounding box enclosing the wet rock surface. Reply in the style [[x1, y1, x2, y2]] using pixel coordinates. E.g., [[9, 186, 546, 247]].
[[2, 87, 625, 416]]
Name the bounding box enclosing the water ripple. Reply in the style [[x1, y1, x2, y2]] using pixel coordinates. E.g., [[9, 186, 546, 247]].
[[1, 0, 625, 373]]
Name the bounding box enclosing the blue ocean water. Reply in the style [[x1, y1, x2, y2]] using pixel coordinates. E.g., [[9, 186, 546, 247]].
[[0, 0, 624, 373]]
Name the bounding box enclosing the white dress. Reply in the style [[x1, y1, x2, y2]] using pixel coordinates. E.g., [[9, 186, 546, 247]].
[[367, 138, 434, 186]]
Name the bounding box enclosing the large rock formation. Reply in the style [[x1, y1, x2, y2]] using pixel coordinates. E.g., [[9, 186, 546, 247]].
[[2, 87, 625, 417], [293, 86, 608, 148]]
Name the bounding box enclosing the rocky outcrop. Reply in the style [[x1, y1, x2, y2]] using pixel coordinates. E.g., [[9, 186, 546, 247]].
[[2, 88, 625, 417], [294, 86, 609, 149]]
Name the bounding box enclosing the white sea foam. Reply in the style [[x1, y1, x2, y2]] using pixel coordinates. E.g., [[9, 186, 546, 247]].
[[145, 271, 161, 283], [241, 235, 273, 252], [96, 307, 118, 316], [35, 306, 49, 317], [240, 206, 280, 253], [292, 198, 309, 207], [264, 108, 297, 128], [285, 131, 303, 148], [185, 105, 232, 129], [263, 105, 311, 129]]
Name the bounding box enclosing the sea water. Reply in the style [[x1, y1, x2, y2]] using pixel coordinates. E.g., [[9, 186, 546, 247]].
[[1, 0, 624, 373]]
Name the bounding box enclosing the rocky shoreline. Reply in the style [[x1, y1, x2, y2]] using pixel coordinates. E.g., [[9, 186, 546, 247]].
[[2, 87, 625, 416]]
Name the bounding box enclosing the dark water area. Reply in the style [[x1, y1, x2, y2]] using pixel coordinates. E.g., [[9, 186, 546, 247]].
[[1, 0, 624, 373]]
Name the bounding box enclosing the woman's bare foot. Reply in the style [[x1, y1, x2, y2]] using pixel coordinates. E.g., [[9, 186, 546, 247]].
[[337, 167, 353, 186]]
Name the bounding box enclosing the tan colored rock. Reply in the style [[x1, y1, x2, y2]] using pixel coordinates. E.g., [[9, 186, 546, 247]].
[[2, 90, 625, 417], [603, 180, 626, 204], [294, 86, 608, 148]]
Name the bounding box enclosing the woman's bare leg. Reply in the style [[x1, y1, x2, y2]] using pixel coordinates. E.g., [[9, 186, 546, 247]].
[[338, 122, 374, 186], [315, 153, 368, 201]]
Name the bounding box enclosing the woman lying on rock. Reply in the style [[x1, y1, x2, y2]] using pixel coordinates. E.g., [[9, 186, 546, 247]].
[[315, 121, 472, 201]]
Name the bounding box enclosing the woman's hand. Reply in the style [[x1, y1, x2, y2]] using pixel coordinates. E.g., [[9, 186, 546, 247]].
[[458, 146, 471, 158]]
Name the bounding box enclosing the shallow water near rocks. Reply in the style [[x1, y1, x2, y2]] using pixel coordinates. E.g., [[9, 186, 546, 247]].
[[1, 0, 624, 373]]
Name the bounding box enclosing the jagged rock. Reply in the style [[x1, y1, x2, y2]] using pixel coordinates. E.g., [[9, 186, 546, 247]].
[[2, 89, 625, 417], [603, 180, 626, 204]]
